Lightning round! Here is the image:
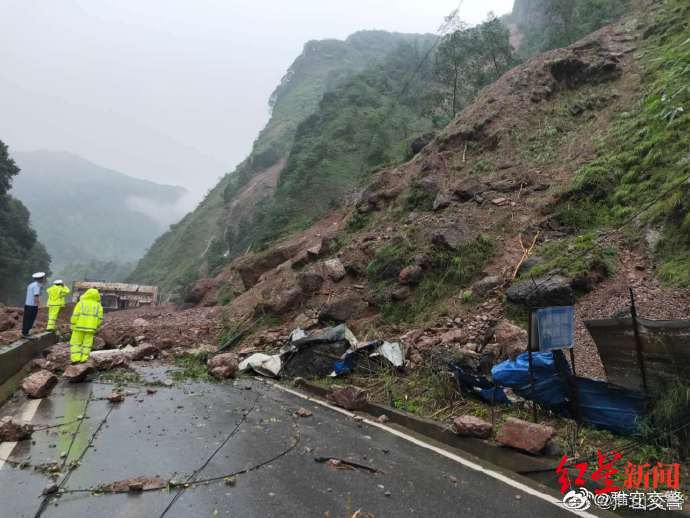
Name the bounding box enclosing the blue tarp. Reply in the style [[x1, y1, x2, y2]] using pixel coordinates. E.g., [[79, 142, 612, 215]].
[[574, 377, 646, 435], [451, 351, 646, 435]]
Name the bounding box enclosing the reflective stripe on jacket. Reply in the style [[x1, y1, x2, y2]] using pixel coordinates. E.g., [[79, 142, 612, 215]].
[[47, 285, 70, 307], [71, 288, 103, 332]]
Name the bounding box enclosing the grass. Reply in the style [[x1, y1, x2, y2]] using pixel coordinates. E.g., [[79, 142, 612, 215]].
[[368, 235, 495, 324], [96, 368, 142, 385], [559, 0, 690, 285], [171, 353, 215, 382], [525, 232, 618, 281]]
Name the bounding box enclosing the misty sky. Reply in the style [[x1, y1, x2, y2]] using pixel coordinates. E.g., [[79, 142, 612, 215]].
[[0, 0, 513, 199]]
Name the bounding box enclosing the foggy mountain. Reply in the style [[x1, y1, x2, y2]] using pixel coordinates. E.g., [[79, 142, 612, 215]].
[[11, 150, 189, 283]]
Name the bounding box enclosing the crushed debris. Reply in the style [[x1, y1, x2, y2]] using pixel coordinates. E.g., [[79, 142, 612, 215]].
[[99, 476, 167, 493], [315, 457, 379, 474], [294, 407, 312, 418], [0, 416, 34, 442]]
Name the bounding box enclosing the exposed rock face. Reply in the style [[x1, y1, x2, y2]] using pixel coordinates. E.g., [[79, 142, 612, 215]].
[[0, 416, 34, 442], [21, 370, 58, 399], [324, 258, 347, 282], [410, 132, 435, 155], [63, 363, 95, 383], [507, 275, 574, 308], [496, 417, 555, 454], [207, 353, 239, 379], [330, 386, 368, 410], [453, 415, 492, 439], [398, 265, 423, 286], [483, 320, 528, 363], [319, 294, 367, 323], [127, 343, 160, 361]]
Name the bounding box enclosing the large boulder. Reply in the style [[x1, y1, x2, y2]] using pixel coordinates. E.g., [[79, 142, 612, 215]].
[[0, 416, 34, 442], [330, 386, 368, 411], [319, 294, 367, 323], [451, 180, 488, 202], [261, 287, 304, 315], [21, 370, 58, 399], [63, 363, 95, 383], [207, 353, 239, 379], [453, 415, 492, 439], [296, 271, 324, 294], [430, 220, 473, 251], [324, 259, 347, 282], [506, 275, 574, 308], [496, 417, 555, 454], [472, 275, 501, 296]]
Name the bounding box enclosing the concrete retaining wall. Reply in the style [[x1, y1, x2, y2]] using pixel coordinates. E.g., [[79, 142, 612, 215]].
[[0, 332, 57, 386]]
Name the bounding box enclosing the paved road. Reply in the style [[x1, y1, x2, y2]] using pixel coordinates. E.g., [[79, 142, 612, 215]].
[[0, 368, 577, 518]]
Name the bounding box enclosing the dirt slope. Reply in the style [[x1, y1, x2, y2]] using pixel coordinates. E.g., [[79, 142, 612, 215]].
[[180, 2, 689, 380]]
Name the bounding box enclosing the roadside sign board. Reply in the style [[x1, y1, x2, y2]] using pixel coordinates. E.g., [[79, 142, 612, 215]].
[[536, 306, 574, 352]]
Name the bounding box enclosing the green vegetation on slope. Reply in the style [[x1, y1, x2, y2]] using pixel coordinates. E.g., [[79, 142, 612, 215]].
[[0, 141, 51, 304], [556, 0, 690, 284], [511, 0, 630, 57], [130, 31, 429, 292], [11, 150, 186, 284], [221, 16, 515, 259]]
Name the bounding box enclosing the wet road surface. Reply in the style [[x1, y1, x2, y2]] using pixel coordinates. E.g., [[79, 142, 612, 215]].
[[0, 369, 577, 517]]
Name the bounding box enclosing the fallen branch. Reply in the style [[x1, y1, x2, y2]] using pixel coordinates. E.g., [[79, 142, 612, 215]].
[[512, 231, 540, 280]]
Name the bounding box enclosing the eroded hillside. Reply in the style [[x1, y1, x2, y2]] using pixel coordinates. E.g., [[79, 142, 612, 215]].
[[186, 0, 689, 384]]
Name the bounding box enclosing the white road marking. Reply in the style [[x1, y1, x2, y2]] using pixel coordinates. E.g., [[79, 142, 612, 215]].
[[271, 382, 599, 518], [0, 399, 42, 470]]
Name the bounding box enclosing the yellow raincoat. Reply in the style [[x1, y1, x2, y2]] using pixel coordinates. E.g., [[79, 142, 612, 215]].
[[46, 284, 70, 331], [69, 288, 103, 363]]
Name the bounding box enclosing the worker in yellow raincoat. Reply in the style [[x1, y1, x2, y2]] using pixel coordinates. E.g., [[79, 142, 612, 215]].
[[46, 280, 70, 331], [69, 288, 103, 364]]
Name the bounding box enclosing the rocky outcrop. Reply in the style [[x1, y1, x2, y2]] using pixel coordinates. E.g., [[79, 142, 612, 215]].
[[234, 240, 305, 288]]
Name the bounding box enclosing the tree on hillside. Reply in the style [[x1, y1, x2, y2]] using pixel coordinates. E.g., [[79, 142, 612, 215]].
[[520, 0, 629, 56], [0, 140, 51, 304], [435, 13, 515, 117]]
